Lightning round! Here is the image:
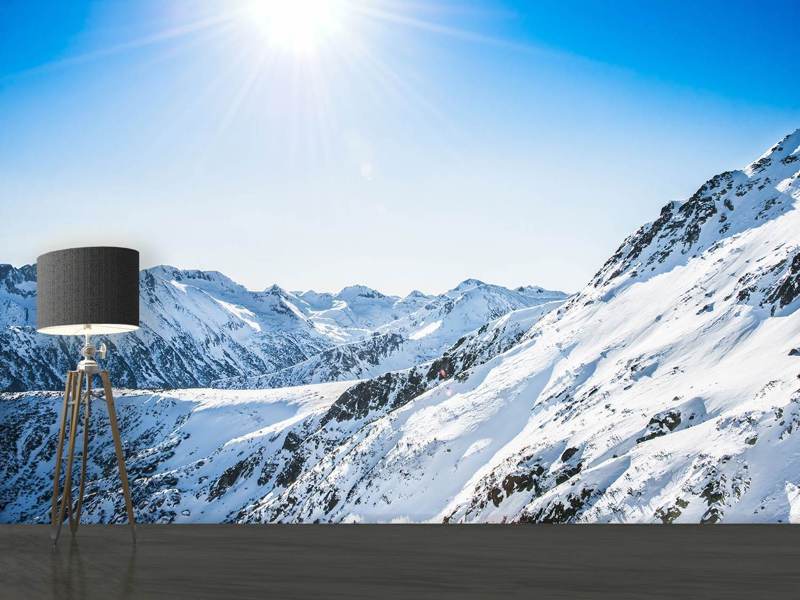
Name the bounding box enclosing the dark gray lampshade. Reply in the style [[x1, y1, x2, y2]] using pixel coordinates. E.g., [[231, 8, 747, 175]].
[[37, 246, 140, 336]]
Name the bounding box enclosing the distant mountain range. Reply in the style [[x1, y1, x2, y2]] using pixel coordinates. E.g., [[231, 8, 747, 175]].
[[3, 129, 799, 525], [0, 264, 565, 391], [214, 279, 564, 389]]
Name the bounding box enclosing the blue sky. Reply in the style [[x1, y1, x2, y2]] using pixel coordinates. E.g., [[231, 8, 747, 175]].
[[1, 0, 798, 295]]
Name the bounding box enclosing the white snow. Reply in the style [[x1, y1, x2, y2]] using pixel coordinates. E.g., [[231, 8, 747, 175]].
[[409, 320, 442, 340], [213, 298, 262, 332], [170, 279, 188, 293]]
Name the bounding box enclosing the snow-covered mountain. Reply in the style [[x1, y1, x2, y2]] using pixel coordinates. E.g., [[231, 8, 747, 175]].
[[0, 263, 561, 392], [0, 266, 332, 391], [261, 128, 800, 524], [213, 281, 565, 389], [3, 129, 799, 525], [295, 285, 419, 341]]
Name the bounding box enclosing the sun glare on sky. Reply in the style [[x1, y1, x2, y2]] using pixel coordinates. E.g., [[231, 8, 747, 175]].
[[244, 0, 348, 55], [1, 1, 798, 295]]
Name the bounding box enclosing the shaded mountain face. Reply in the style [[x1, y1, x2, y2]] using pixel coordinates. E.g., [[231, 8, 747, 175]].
[[4, 129, 797, 525], [0, 263, 563, 391]]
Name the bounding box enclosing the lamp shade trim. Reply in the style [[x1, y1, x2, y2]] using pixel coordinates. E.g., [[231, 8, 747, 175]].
[[37, 323, 139, 336]]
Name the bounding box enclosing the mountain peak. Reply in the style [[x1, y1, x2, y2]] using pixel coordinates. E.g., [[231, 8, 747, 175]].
[[264, 283, 288, 296], [0, 263, 36, 300], [144, 264, 181, 279], [452, 278, 486, 291], [147, 265, 236, 286], [515, 285, 568, 298], [589, 128, 800, 295], [745, 128, 800, 175], [337, 285, 386, 300]]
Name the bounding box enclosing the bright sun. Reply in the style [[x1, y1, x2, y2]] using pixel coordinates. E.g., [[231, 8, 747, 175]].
[[245, 0, 347, 55]]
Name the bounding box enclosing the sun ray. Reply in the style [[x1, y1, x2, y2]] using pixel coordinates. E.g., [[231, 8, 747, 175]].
[[217, 46, 270, 137], [70, 0, 543, 173], [0, 13, 237, 83], [350, 3, 540, 55]]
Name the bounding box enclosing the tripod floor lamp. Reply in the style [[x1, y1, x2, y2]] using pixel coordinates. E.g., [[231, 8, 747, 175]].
[[37, 246, 139, 545]]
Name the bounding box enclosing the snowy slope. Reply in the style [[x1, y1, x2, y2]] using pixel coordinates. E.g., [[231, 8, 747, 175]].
[[0, 382, 352, 523]]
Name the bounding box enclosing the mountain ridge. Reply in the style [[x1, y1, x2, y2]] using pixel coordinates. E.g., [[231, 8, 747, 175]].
[[0, 264, 564, 391]]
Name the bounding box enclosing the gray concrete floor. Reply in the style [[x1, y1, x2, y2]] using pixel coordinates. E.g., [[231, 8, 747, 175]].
[[0, 524, 798, 599]]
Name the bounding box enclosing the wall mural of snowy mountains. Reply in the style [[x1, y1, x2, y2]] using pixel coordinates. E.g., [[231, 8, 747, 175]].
[[2, 129, 800, 524]]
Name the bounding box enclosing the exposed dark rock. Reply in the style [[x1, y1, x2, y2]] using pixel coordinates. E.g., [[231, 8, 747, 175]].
[[501, 465, 545, 498], [208, 452, 261, 501], [554, 463, 583, 486], [560, 447, 579, 462], [655, 497, 689, 524], [523, 487, 595, 523], [282, 432, 303, 452], [275, 454, 306, 488], [321, 369, 429, 425], [767, 253, 800, 310], [637, 409, 682, 443]]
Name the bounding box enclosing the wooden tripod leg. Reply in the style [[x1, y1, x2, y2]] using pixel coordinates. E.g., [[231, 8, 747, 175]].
[[51, 371, 84, 545], [70, 375, 92, 535], [51, 372, 75, 526], [100, 371, 136, 543]]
